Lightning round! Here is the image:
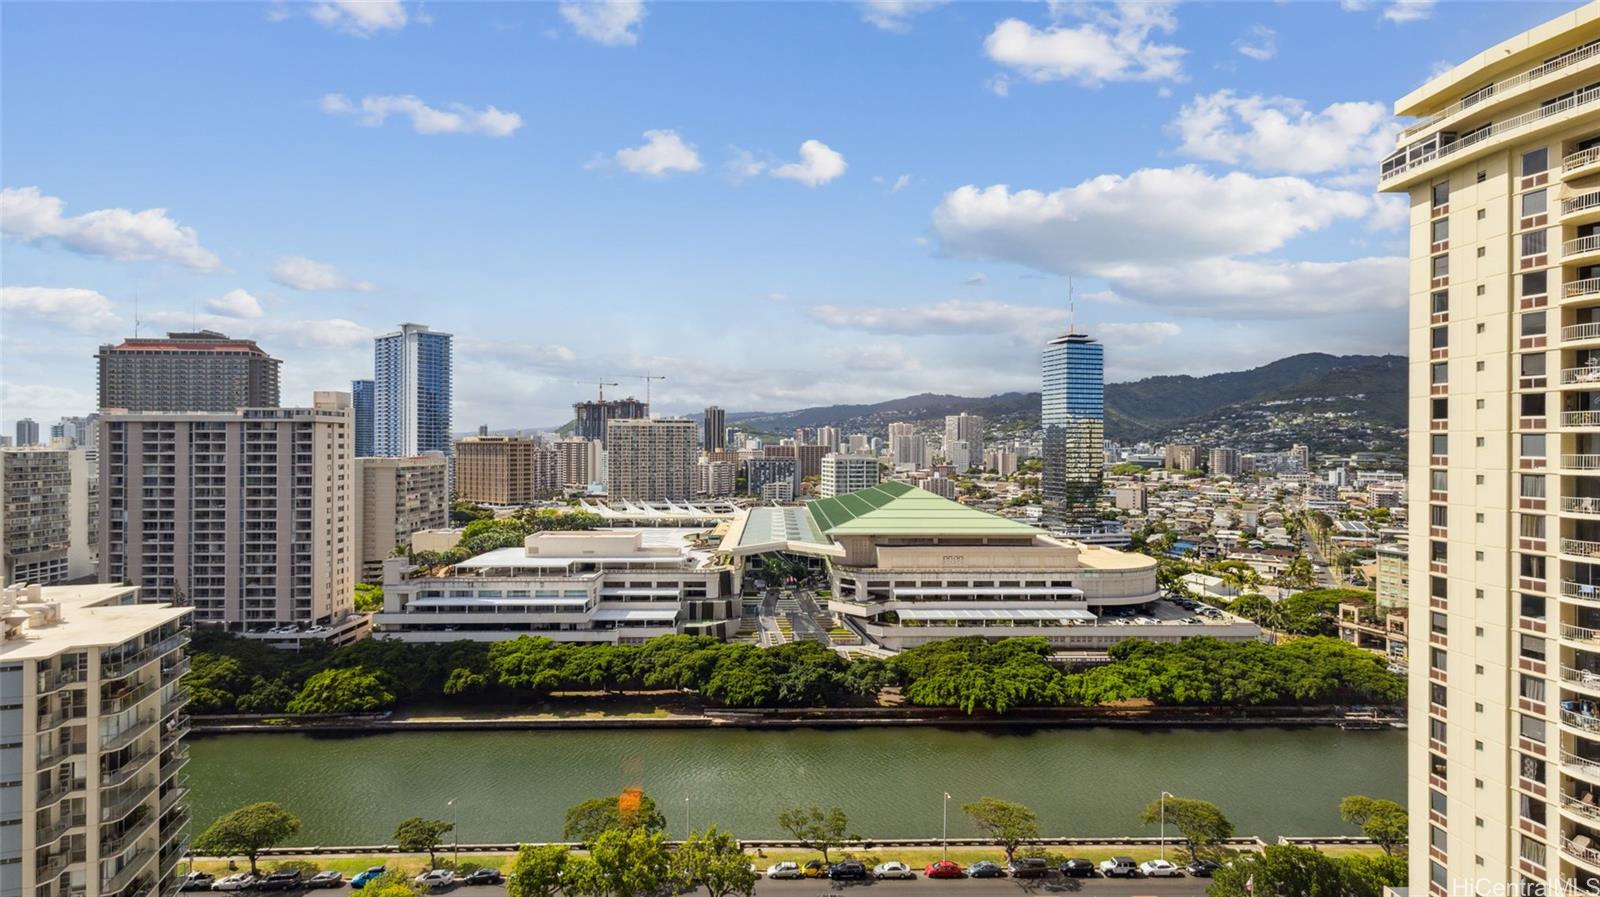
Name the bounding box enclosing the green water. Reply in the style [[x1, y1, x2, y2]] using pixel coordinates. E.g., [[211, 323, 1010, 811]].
[[186, 727, 1404, 845]]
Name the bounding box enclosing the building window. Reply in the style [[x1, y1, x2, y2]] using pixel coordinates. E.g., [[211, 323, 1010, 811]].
[[1433, 254, 1450, 277], [1521, 353, 1547, 377], [1522, 230, 1548, 257], [1523, 271, 1548, 296], [1432, 361, 1449, 385], [1430, 717, 1447, 743], [1430, 825, 1447, 852], [1432, 290, 1449, 313], [1432, 218, 1449, 243], [1519, 515, 1546, 539], [1520, 674, 1546, 703], [1430, 789, 1447, 815], [1519, 791, 1547, 824], [1522, 311, 1547, 336], [1430, 505, 1448, 528], [1519, 633, 1546, 661], [1430, 682, 1447, 707], [1431, 469, 1448, 491], [1522, 189, 1548, 217], [1519, 433, 1545, 458], [1519, 554, 1546, 581], [1520, 393, 1546, 417], [1432, 326, 1449, 349], [1432, 397, 1448, 420], [1523, 147, 1549, 176], [1431, 540, 1448, 563], [1433, 181, 1450, 208], [1431, 647, 1447, 671], [1521, 752, 1547, 784], [1520, 593, 1546, 620], [1433, 433, 1450, 457], [1520, 474, 1545, 501]]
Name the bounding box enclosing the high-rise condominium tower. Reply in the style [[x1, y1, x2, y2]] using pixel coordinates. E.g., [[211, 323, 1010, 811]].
[[352, 378, 375, 457], [373, 323, 453, 458], [97, 330, 280, 412], [1380, 5, 1600, 894], [606, 419, 696, 501], [703, 405, 726, 450], [1041, 331, 1103, 522], [944, 414, 984, 472], [573, 397, 648, 447]]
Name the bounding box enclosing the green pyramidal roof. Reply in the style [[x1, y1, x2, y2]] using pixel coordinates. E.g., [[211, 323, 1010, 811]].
[[807, 481, 1042, 536]]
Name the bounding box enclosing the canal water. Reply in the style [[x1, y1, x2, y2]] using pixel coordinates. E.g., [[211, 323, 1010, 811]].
[[186, 727, 1404, 845]]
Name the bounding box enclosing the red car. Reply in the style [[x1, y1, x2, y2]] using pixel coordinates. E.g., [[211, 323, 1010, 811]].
[[924, 861, 963, 879]]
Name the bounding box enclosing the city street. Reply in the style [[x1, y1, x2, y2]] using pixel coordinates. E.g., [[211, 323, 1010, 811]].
[[377, 877, 1211, 897]]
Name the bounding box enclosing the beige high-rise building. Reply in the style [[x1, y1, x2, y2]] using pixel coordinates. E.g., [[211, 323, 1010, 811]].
[[555, 437, 602, 490], [355, 454, 449, 582], [1, 582, 194, 897], [98, 392, 356, 636], [453, 435, 556, 505], [944, 413, 983, 472], [819, 453, 879, 498], [606, 419, 696, 501], [1381, 6, 1600, 894], [3, 447, 95, 585]]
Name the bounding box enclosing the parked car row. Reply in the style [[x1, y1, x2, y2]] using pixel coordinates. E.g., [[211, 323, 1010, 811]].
[[766, 855, 1218, 882], [179, 866, 504, 893]]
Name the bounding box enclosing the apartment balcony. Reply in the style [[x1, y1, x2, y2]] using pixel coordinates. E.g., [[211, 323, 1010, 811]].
[[1568, 624, 1600, 644], [1564, 455, 1600, 470], [1571, 277, 1600, 301], [1566, 837, 1600, 871], [1568, 540, 1600, 559], [37, 778, 87, 809], [100, 678, 159, 715], [101, 847, 158, 895], [1566, 413, 1600, 429], [101, 810, 158, 857], [1570, 146, 1600, 180], [1572, 234, 1600, 263], [1564, 708, 1600, 732], [99, 713, 157, 755], [101, 747, 159, 789], [1565, 322, 1600, 344], [100, 786, 153, 825], [1573, 190, 1600, 226], [37, 706, 87, 733], [35, 850, 85, 883], [1564, 367, 1600, 386], [1387, 80, 1600, 185], [36, 814, 87, 847], [38, 739, 88, 768], [39, 668, 88, 695], [1565, 667, 1600, 694]]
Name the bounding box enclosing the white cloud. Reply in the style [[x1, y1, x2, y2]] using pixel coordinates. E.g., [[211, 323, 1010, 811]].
[[771, 140, 848, 187], [205, 289, 265, 319], [320, 93, 523, 138], [0, 186, 222, 271], [145, 310, 376, 350], [828, 342, 923, 371], [1093, 320, 1181, 340], [860, 0, 946, 33], [963, 273, 988, 287], [270, 255, 377, 292], [559, 0, 645, 46], [0, 286, 119, 331], [807, 299, 1052, 335], [724, 148, 767, 181], [1171, 91, 1400, 175], [930, 166, 1400, 317], [873, 173, 913, 193], [986, 74, 1011, 97], [612, 130, 703, 177], [308, 0, 408, 35], [1382, 0, 1434, 23], [1233, 24, 1276, 61], [983, 2, 1185, 87], [764, 292, 790, 303], [1368, 194, 1409, 231]]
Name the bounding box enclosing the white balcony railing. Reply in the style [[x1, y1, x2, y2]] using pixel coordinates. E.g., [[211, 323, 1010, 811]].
[[1569, 496, 1600, 514], [1563, 708, 1600, 731], [1565, 455, 1600, 469], [1565, 367, 1600, 385], [1564, 665, 1600, 687], [1570, 146, 1600, 176], [1569, 191, 1600, 218], [1566, 624, 1600, 642], [1568, 276, 1600, 299], [1385, 82, 1600, 182], [1565, 412, 1600, 428], [1566, 539, 1600, 558], [1566, 323, 1600, 343], [1571, 235, 1600, 257], [1400, 38, 1600, 140], [1564, 580, 1600, 600]]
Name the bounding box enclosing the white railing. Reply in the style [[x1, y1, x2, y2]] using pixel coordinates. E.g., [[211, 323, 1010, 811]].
[[1569, 497, 1600, 514], [1569, 146, 1600, 176], [1564, 580, 1600, 600], [1568, 797, 1600, 822], [1385, 82, 1600, 182], [1564, 665, 1600, 686], [1564, 708, 1600, 731], [1566, 624, 1600, 641], [1567, 323, 1600, 342], [1571, 235, 1600, 257], [1564, 367, 1600, 385], [1400, 38, 1600, 139], [1566, 539, 1600, 558], [1565, 837, 1600, 869], [1570, 191, 1600, 217], [1569, 277, 1600, 300], [1566, 412, 1600, 428], [1566, 455, 1600, 469], [1566, 751, 1600, 778]]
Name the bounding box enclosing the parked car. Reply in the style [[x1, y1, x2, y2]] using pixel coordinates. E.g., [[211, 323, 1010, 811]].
[[350, 867, 387, 889], [1099, 857, 1139, 878], [1058, 859, 1096, 878], [873, 862, 914, 880], [829, 862, 868, 881], [180, 873, 215, 891], [413, 870, 455, 889], [1139, 859, 1183, 878], [1006, 858, 1050, 879], [308, 871, 344, 889], [766, 863, 803, 880], [259, 871, 303, 891], [968, 861, 1005, 878], [461, 869, 503, 886], [923, 861, 963, 879], [211, 874, 256, 891], [1185, 860, 1222, 877], [801, 860, 830, 878]]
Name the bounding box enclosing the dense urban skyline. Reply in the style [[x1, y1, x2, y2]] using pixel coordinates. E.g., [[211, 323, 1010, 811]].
[[0, 0, 1569, 432]]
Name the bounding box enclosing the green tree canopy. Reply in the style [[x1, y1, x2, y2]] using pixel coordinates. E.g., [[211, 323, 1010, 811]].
[[506, 843, 570, 897], [1208, 845, 1404, 897], [1339, 795, 1408, 856], [961, 797, 1038, 862], [285, 666, 395, 714], [193, 802, 302, 875], [673, 827, 758, 897], [776, 806, 852, 863], [563, 791, 666, 843], [1138, 795, 1233, 862], [394, 817, 454, 869], [563, 827, 674, 897]]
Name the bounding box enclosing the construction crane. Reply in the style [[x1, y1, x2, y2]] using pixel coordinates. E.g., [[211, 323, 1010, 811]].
[[638, 373, 667, 410], [576, 380, 620, 402]]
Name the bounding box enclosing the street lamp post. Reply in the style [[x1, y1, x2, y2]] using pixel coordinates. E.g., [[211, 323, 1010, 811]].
[[685, 796, 692, 838], [447, 798, 459, 870], [942, 792, 951, 861], [1159, 791, 1175, 862]]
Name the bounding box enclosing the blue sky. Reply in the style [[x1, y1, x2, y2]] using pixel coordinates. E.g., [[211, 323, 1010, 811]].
[[0, 0, 1577, 431]]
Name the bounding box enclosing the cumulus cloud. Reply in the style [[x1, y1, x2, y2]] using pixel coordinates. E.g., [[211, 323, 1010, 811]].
[[771, 140, 848, 187], [1171, 91, 1400, 175], [1382, 0, 1434, 22], [874, 173, 913, 193], [145, 310, 376, 350], [1, 186, 222, 270], [560, 0, 646, 46], [723, 148, 767, 181], [828, 342, 923, 371], [807, 299, 1055, 335], [1098, 320, 1182, 339], [270, 255, 377, 292], [308, 0, 409, 35], [612, 130, 703, 176], [205, 289, 265, 319], [984, 2, 1185, 87], [931, 166, 1401, 317], [1233, 24, 1276, 61], [0, 286, 119, 331], [860, 0, 946, 32], [321, 93, 523, 138]]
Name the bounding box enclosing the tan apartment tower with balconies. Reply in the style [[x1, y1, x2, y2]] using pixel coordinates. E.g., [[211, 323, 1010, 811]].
[[1382, 4, 1600, 894]]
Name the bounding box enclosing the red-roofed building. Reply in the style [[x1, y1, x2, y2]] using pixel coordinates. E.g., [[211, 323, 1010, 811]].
[[96, 330, 281, 412]]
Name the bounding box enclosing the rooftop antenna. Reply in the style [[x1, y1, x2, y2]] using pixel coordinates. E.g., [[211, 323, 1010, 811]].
[[1067, 276, 1077, 335], [133, 295, 142, 338]]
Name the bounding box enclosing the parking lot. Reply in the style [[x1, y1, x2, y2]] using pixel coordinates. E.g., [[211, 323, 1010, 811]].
[[197, 876, 1212, 897]]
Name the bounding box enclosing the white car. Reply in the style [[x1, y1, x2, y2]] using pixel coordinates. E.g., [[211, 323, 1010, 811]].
[[211, 874, 256, 891], [766, 862, 803, 879], [414, 869, 455, 888], [1140, 859, 1183, 878], [873, 862, 914, 880]]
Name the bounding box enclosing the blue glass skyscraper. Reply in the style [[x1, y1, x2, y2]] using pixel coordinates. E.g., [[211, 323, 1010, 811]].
[[373, 323, 453, 459], [1041, 330, 1104, 521], [351, 379, 375, 457]]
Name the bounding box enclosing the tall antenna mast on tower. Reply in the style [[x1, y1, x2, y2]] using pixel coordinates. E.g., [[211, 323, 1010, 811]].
[[1067, 276, 1077, 335], [134, 296, 142, 338]]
